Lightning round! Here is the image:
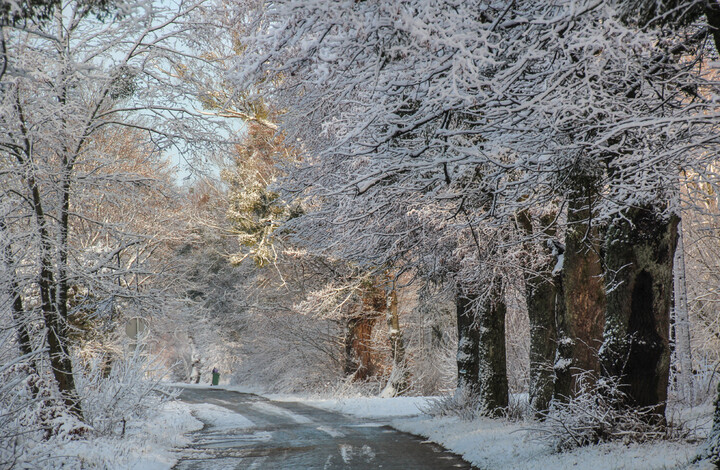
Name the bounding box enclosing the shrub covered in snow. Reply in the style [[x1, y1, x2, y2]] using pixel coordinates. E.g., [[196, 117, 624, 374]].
[[76, 350, 178, 437], [424, 390, 484, 421], [425, 389, 531, 422], [0, 361, 88, 468], [533, 373, 668, 452], [0, 344, 179, 469]]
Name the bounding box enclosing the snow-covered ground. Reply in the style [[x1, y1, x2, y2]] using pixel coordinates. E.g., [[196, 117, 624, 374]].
[[50, 387, 255, 469], [269, 393, 432, 419], [66, 382, 710, 470], [391, 414, 707, 470], [43, 400, 202, 470], [261, 389, 714, 470]]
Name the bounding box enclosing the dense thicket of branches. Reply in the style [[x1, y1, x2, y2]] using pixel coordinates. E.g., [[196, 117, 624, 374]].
[[9, 0, 720, 463], [226, 0, 720, 427], [0, 0, 234, 444]]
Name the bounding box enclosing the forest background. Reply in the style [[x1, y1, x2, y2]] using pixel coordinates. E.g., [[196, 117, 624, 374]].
[[5, 0, 720, 467]]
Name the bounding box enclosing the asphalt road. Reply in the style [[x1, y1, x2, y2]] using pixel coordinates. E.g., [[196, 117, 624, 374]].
[[173, 387, 473, 470]]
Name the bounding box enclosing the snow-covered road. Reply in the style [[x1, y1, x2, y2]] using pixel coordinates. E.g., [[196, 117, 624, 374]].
[[172, 387, 471, 469]]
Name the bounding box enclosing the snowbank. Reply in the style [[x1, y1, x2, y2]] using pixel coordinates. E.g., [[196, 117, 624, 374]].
[[189, 402, 255, 429], [273, 395, 432, 419], [392, 414, 708, 470], [45, 400, 202, 470], [267, 392, 711, 470]]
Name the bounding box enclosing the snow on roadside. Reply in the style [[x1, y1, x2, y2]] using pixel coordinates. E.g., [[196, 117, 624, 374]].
[[55, 396, 258, 470], [189, 402, 256, 429], [391, 414, 708, 470], [186, 385, 713, 469], [220, 384, 432, 418], [264, 391, 711, 470], [268, 394, 432, 419], [48, 400, 203, 470]]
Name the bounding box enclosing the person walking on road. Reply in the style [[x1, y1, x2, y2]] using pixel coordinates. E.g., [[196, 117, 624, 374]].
[[211, 367, 220, 386]]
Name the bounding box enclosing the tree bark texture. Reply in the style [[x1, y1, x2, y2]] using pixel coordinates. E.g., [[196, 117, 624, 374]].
[[29, 174, 82, 419], [672, 219, 694, 403], [1, 220, 34, 362], [526, 259, 562, 415], [380, 280, 410, 397], [455, 286, 481, 400], [455, 279, 509, 415], [344, 316, 380, 380], [558, 182, 606, 400], [600, 206, 678, 420], [344, 280, 384, 381], [476, 277, 509, 415], [707, 380, 720, 465], [517, 212, 562, 415], [705, 0, 720, 55]]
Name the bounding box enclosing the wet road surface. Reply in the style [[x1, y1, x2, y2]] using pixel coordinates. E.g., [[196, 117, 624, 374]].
[[173, 387, 473, 469]]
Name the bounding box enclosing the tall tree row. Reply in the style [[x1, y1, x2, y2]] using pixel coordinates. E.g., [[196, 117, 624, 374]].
[[228, 0, 720, 423]]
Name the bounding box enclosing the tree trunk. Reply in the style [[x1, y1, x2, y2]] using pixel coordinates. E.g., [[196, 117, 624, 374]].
[[188, 334, 201, 383], [28, 173, 82, 419], [707, 380, 720, 465], [600, 206, 678, 421], [705, 1, 720, 55], [344, 315, 380, 380], [476, 277, 509, 415], [41, 260, 82, 418], [344, 280, 384, 381], [455, 278, 508, 415], [517, 212, 562, 416], [526, 254, 563, 415], [1, 220, 34, 362], [699, 6, 720, 459], [557, 182, 606, 400], [673, 219, 694, 403], [380, 279, 410, 397], [455, 285, 481, 400]]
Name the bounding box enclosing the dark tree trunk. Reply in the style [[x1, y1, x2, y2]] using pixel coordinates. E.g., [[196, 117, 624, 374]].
[[344, 315, 380, 380], [28, 174, 82, 419], [600, 206, 678, 421], [41, 262, 82, 417], [11, 282, 33, 358], [455, 279, 508, 415], [527, 257, 562, 415], [455, 286, 481, 399], [10, 77, 82, 419], [557, 180, 606, 400], [476, 277, 508, 415], [707, 380, 720, 464], [517, 212, 562, 416], [705, 1, 720, 55]]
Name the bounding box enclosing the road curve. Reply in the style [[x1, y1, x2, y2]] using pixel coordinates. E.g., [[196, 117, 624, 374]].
[[173, 387, 473, 470]]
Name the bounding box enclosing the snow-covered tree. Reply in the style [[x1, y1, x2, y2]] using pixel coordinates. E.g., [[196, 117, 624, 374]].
[[0, 0, 234, 418], [229, 0, 720, 418]]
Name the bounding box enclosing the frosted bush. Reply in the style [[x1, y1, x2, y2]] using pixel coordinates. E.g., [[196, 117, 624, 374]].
[[76, 349, 178, 436], [533, 373, 667, 452], [424, 390, 483, 420], [0, 360, 88, 468], [425, 390, 531, 422]]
